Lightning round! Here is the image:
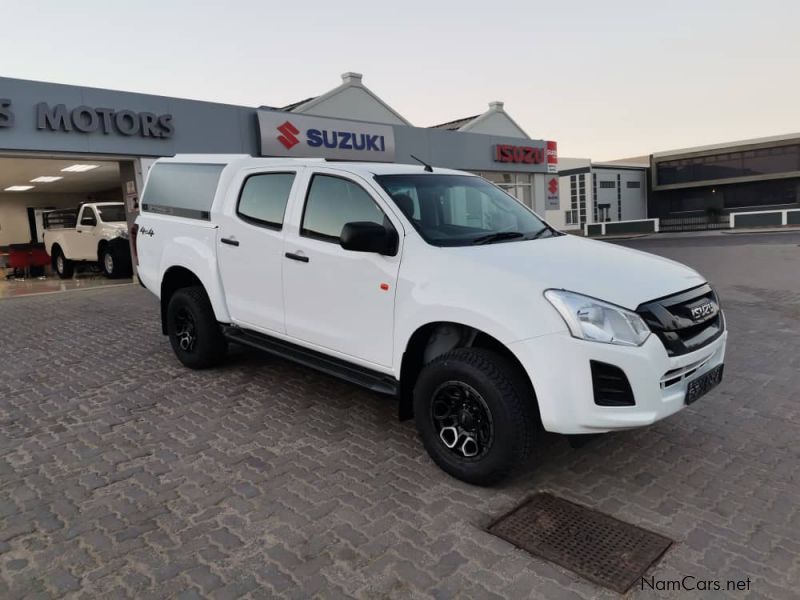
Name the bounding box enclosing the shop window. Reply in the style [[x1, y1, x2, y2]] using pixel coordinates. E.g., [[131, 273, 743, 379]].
[[656, 144, 800, 186], [565, 209, 579, 224]]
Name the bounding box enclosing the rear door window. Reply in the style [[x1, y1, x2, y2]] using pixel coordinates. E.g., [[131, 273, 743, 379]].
[[237, 172, 295, 229]]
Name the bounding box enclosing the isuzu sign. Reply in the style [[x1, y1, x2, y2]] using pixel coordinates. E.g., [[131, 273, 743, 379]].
[[258, 111, 395, 161], [494, 144, 545, 165], [546, 140, 558, 173]]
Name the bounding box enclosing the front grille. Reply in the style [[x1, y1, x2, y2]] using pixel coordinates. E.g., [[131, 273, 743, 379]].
[[637, 284, 724, 357], [591, 361, 635, 406]]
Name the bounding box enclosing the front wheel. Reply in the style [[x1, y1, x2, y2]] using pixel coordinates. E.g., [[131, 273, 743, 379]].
[[413, 348, 537, 486], [166, 286, 227, 369], [99, 243, 132, 279], [100, 247, 117, 278]]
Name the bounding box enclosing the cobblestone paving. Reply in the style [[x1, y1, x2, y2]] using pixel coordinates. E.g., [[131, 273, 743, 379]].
[[1, 236, 799, 599]]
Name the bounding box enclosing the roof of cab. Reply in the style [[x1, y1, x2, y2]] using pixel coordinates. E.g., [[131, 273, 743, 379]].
[[159, 155, 471, 178]]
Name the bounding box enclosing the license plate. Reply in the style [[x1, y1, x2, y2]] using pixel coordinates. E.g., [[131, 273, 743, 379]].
[[685, 365, 724, 405]]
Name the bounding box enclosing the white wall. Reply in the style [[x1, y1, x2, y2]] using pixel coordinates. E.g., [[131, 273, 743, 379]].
[[464, 112, 528, 138], [593, 167, 647, 222], [298, 86, 408, 125], [0, 190, 121, 245]]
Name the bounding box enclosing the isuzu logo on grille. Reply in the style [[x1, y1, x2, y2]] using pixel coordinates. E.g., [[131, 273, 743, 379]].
[[691, 302, 715, 321]]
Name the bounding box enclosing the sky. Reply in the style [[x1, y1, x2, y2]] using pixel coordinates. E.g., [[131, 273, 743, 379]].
[[1, 0, 799, 159]]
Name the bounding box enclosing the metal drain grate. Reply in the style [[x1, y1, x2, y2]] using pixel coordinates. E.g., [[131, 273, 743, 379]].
[[488, 492, 672, 593]]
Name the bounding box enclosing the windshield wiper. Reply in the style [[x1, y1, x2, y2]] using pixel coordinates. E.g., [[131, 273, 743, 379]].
[[472, 231, 525, 245]]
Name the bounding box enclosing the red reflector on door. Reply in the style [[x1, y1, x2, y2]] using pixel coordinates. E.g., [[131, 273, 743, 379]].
[[380, 283, 390, 291]]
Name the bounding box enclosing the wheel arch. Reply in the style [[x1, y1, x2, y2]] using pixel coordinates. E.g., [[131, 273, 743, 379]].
[[160, 266, 208, 335], [50, 243, 63, 268], [398, 321, 537, 422]]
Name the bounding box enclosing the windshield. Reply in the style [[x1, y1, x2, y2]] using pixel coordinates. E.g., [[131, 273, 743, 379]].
[[96, 204, 126, 223], [374, 174, 556, 246]]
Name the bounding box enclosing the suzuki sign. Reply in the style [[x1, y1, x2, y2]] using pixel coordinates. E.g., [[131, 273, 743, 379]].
[[258, 111, 396, 161]]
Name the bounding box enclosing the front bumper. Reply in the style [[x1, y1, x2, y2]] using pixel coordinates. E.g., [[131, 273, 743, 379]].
[[510, 325, 727, 434]]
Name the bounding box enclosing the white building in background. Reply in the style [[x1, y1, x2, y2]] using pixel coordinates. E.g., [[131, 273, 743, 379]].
[[549, 158, 648, 231]]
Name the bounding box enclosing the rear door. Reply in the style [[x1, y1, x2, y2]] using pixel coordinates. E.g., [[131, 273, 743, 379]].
[[216, 168, 299, 334], [282, 169, 403, 367]]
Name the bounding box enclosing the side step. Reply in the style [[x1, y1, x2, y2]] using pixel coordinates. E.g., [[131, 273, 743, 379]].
[[223, 326, 399, 396]]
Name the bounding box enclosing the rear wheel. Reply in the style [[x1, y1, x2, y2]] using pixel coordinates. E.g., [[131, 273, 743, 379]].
[[53, 248, 74, 279], [413, 348, 537, 485], [166, 285, 227, 369]]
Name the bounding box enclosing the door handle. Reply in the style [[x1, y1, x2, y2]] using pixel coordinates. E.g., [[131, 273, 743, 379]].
[[221, 237, 239, 247], [285, 252, 309, 263]]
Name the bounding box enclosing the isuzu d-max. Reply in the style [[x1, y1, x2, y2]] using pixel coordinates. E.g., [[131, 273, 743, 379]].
[[133, 155, 726, 485]]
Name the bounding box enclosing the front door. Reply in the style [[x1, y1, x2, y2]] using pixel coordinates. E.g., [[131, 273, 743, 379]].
[[74, 205, 99, 260], [282, 171, 402, 368], [217, 169, 298, 334]]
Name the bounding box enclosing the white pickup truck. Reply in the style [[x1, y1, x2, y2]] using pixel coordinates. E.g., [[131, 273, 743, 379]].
[[134, 155, 727, 485], [43, 202, 132, 279]]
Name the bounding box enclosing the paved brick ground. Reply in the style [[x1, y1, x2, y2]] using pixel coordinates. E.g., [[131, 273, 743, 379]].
[[1, 235, 799, 599]]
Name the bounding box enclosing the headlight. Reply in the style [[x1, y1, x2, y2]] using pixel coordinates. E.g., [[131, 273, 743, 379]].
[[544, 289, 651, 346]]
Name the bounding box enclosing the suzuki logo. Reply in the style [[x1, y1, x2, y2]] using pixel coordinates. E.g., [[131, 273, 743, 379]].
[[548, 178, 559, 194], [277, 121, 300, 150]]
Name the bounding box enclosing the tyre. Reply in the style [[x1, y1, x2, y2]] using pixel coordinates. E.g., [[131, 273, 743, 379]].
[[100, 240, 133, 279], [53, 248, 74, 279], [413, 348, 537, 485], [166, 285, 228, 369], [100, 245, 118, 278]]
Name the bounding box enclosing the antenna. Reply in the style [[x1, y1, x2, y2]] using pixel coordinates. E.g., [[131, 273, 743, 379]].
[[409, 154, 433, 173]]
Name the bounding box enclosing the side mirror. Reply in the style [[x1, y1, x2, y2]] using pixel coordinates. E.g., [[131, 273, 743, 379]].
[[80, 217, 97, 226], [340, 221, 398, 256]]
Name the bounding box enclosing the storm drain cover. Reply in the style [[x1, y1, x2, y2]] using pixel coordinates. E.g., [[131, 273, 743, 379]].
[[488, 492, 672, 593]]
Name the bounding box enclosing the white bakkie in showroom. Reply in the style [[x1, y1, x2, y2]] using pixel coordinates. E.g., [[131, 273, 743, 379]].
[[133, 155, 727, 485], [43, 202, 133, 279]]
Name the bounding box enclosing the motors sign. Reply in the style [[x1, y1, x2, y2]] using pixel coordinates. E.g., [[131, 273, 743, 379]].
[[0, 98, 173, 138], [258, 110, 395, 161]]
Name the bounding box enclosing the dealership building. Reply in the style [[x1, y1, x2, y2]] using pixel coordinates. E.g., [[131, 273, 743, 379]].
[[0, 73, 560, 261], [648, 133, 800, 220], [551, 158, 648, 232]]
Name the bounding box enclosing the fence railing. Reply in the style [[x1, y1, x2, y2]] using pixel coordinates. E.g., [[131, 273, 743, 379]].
[[659, 215, 729, 232], [584, 208, 800, 236]]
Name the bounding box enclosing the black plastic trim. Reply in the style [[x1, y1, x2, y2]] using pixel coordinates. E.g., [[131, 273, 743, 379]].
[[223, 326, 399, 396], [590, 361, 635, 407], [142, 204, 210, 220], [636, 283, 724, 357]]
